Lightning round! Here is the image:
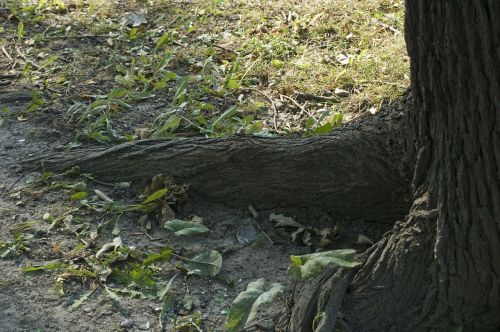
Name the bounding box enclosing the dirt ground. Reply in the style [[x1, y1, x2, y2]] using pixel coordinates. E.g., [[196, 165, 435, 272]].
[[0, 91, 390, 332]]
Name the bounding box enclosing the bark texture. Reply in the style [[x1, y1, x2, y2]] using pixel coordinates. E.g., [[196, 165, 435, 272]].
[[29, 111, 411, 221], [340, 1, 500, 331]]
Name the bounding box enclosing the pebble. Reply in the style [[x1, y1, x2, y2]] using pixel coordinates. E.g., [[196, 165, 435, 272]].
[[334, 88, 350, 97], [120, 318, 134, 329]]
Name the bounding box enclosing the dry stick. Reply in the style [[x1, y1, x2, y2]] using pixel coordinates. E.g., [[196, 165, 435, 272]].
[[372, 17, 401, 34], [358, 79, 408, 88], [8, 174, 24, 190], [344, 111, 371, 124], [15, 48, 41, 69], [244, 87, 280, 133], [252, 219, 274, 245], [292, 91, 340, 103], [213, 44, 238, 54], [0, 73, 20, 79], [1, 46, 13, 62], [280, 93, 316, 120], [239, 55, 262, 84]]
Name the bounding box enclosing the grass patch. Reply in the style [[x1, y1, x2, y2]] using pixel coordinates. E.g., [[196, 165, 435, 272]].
[[1, 0, 408, 141]]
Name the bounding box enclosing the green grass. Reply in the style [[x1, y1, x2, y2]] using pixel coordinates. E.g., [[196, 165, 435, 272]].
[[0, 0, 408, 141]]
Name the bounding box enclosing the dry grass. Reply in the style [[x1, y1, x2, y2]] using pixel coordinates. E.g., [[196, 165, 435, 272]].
[[1, 0, 409, 139]]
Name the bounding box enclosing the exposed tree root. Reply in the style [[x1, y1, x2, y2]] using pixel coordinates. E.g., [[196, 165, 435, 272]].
[[24, 107, 411, 221], [288, 267, 357, 332]]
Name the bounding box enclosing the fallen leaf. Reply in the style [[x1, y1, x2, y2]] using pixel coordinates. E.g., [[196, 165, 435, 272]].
[[124, 11, 147, 27], [227, 279, 284, 331], [270, 213, 304, 228], [164, 218, 209, 236], [289, 249, 361, 280], [96, 237, 122, 258], [178, 249, 222, 277], [336, 53, 350, 65]]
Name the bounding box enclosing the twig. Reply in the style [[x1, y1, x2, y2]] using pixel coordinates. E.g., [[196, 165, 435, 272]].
[[1, 46, 13, 62], [344, 111, 371, 124], [280, 94, 316, 120], [357, 79, 407, 88], [372, 18, 401, 35], [244, 87, 280, 133], [214, 44, 238, 54], [8, 174, 24, 190], [94, 189, 114, 203], [252, 220, 274, 244], [15, 48, 41, 69], [0, 73, 20, 79], [239, 55, 262, 84], [292, 91, 340, 103]]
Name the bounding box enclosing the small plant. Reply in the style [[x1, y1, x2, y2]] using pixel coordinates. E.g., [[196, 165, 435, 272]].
[[0, 231, 33, 258]]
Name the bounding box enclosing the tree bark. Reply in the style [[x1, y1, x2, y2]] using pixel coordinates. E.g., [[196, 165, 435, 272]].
[[28, 110, 411, 221], [337, 1, 500, 331]]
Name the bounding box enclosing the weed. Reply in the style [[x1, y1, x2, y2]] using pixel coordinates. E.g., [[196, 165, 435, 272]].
[[0, 231, 33, 258]]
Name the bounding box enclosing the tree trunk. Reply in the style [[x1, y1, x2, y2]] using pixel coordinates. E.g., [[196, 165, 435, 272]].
[[332, 1, 500, 331]]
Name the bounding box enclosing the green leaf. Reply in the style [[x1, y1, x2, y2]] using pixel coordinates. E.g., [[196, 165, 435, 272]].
[[17, 21, 24, 41], [40, 55, 59, 69], [227, 279, 284, 331], [129, 265, 156, 288], [128, 27, 138, 40], [289, 249, 361, 281], [154, 79, 167, 90], [242, 115, 254, 125], [114, 74, 135, 88], [104, 285, 121, 302], [313, 122, 333, 134], [178, 249, 222, 277], [26, 91, 45, 112], [173, 77, 189, 104], [224, 78, 240, 90], [164, 218, 209, 236], [142, 248, 172, 267], [305, 116, 315, 129], [71, 191, 88, 200], [157, 274, 177, 300], [211, 105, 238, 129], [155, 33, 171, 52], [271, 59, 284, 69], [22, 261, 69, 273], [69, 289, 95, 312], [158, 274, 177, 324], [108, 87, 129, 99], [153, 115, 180, 137], [143, 188, 168, 204]]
